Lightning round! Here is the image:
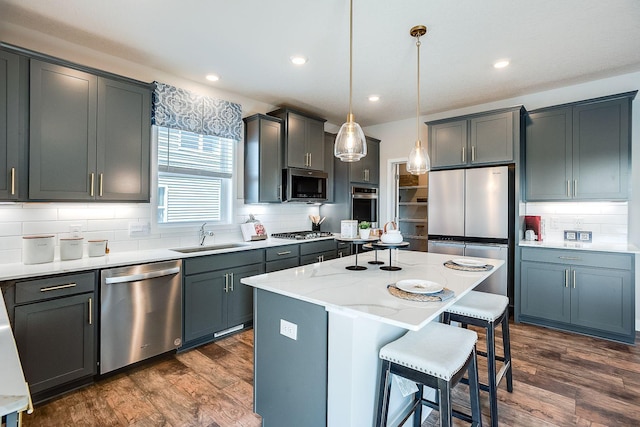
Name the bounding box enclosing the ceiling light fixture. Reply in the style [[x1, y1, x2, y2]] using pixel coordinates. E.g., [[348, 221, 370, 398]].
[[205, 74, 220, 82], [406, 25, 430, 175], [494, 59, 510, 69], [368, 95, 380, 102], [334, 0, 367, 162], [290, 55, 308, 65]]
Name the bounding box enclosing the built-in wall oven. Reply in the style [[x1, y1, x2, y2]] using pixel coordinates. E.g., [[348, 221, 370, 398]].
[[351, 186, 378, 227]]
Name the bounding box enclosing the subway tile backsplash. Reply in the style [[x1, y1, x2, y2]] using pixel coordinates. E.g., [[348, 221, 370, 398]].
[[524, 201, 628, 244], [0, 201, 320, 265]]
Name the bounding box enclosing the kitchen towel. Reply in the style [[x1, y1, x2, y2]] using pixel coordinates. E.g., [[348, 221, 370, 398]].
[[387, 284, 455, 302]]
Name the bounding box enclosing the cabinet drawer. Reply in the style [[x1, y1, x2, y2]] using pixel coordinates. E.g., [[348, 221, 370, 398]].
[[521, 247, 632, 270], [15, 272, 96, 304], [266, 245, 299, 261], [184, 249, 264, 276], [300, 239, 336, 256], [266, 258, 299, 273]]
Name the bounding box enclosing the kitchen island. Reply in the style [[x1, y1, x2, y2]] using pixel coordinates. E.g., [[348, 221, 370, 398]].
[[241, 249, 504, 427]]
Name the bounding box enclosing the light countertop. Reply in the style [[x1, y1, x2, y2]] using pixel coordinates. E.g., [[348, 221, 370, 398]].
[[519, 240, 640, 254], [0, 236, 334, 282], [241, 250, 504, 331], [0, 290, 29, 417]]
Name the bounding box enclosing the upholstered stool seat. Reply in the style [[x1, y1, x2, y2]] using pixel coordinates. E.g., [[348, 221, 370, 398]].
[[376, 322, 483, 427], [444, 291, 513, 427]]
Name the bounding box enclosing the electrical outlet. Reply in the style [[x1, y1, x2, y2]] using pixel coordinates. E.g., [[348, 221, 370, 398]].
[[69, 224, 82, 237], [549, 217, 559, 230], [129, 221, 150, 237], [280, 319, 298, 340]]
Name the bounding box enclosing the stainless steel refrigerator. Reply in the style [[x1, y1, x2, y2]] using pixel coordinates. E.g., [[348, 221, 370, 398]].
[[427, 165, 513, 300]]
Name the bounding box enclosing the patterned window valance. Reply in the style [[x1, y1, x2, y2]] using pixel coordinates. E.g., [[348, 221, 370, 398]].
[[152, 81, 242, 140]]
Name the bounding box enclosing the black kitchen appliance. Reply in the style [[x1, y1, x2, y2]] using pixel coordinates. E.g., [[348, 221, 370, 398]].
[[282, 168, 328, 202]]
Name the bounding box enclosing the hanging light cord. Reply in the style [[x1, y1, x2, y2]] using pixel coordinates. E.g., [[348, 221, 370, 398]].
[[348, 0, 354, 119], [415, 34, 421, 146]]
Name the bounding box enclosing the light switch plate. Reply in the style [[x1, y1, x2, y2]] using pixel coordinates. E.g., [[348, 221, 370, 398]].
[[129, 221, 150, 237]]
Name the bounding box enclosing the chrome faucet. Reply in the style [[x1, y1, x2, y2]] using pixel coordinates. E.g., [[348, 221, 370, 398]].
[[199, 223, 214, 246]]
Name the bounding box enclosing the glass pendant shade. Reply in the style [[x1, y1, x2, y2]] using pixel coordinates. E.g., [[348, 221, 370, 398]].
[[407, 140, 430, 174], [335, 113, 367, 162]]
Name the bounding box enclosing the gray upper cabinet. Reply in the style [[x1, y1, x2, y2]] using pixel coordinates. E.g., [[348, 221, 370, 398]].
[[428, 107, 522, 169], [97, 78, 150, 201], [525, 92, 635, 201], [269, 108, 326, 171], [0, 50, 27, 201], [349, 136, 380, 185], [29, 59, 151, 201], [244, 114, 283, 203]]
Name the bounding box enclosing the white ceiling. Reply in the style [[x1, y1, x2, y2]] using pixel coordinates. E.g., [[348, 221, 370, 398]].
[[2, 0, 640, 127]]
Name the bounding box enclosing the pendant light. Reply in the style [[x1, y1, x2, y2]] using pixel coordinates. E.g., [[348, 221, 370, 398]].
[[334, 0, 367, 162], [406, 25, 430, 175]]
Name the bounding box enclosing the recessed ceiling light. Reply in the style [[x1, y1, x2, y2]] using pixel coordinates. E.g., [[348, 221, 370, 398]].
[[290, 56, 308, 65], [493, 60, 510, 69], [368, 95, 380, 102], [206, 74, 220, 82]]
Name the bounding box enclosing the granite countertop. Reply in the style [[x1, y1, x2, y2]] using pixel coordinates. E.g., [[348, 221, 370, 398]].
[[0, 236, 335, 282], [241, 250, 504, 331], [519, 240, 640, 254], [0, 292, 29, 417]]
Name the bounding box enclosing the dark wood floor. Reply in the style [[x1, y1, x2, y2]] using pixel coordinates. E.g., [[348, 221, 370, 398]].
[[22, 322, 640, 427]]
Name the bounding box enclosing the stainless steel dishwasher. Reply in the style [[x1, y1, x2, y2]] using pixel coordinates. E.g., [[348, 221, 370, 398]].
[[100, 260, 182, 374]]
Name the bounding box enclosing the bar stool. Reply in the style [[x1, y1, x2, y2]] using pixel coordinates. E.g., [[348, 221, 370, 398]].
[[375, 322, 483, 427], [443, 291, 513, 427]]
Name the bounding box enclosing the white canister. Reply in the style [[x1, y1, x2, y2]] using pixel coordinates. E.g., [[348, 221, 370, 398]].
[[22, 235, 55, 264], [88, 239, 108, 257], [60, 237, 84, 260], [341, 220, 358, 238]]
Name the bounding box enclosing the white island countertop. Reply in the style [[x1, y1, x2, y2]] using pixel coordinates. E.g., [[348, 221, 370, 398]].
[[242, 249, 504, 331], [0, 290, 29, 418], [519, 240, 640, 254]]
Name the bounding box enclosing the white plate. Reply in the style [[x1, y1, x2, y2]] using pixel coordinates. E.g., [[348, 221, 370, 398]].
[[452, 258, 487, 267], [395, 279, 443, 294]]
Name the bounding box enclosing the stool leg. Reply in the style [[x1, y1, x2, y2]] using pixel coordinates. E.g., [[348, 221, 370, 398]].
[[502, 313, 513, 393], [468, 347, 483, 427], [376, 360, 392, 427], [413, 386, 423, 427], [487, 323, 499, 427], [437, 379, 452, 427]]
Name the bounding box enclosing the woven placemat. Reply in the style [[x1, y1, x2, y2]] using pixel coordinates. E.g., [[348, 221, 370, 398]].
[[444, 260, 494, 272], [387, 284, 455, 302]]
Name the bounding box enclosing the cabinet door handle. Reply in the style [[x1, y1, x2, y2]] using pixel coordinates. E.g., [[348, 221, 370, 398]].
[[567, 180, 571, 197], [573, 180, 577, 197], [88, 297, 93, 325], [90, 173, 95, 197], [462, 147, 466, 163], [471, 146, 476, 162], [572, 270, 576, 289], [564, 269, 569, 288], [230, 272, 234, 292], [559, 256, 581, 261], [278, 185, 282, 201], [224, 273, 229, 292], [308, 153, 312, 167], [10, 167, 15, 195], [277, 250, 292, 256], [99, 173, 104, 197], [40, 282, 77, 292]]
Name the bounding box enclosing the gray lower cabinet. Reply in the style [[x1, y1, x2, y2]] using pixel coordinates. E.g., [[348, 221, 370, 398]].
[[254, 288, 327, 427], [11, 272, 96, 400], [519, 247, 634, 343], [300, 239, 337, 265], [244, 114, 283, 203], [29, 59, 150, 201], [336, 241, 351, 258], [525, 92, 635, 201], [428, 107, 522, 169], [265, 244, 300, 273], [183, 250, 264, 347]]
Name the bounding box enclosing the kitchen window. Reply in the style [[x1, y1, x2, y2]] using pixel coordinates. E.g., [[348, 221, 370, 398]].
[[156, 126, 235, 224]]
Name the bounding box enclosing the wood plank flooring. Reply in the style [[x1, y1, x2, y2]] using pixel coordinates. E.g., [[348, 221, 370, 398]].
[[22, 322, 640, 427]]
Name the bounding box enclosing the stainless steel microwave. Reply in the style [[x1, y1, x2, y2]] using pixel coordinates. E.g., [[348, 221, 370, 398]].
[[282, 168, 328, 202]]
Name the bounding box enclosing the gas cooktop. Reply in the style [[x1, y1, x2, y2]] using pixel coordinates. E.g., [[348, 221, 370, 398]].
[[271, 231, 334, 240]]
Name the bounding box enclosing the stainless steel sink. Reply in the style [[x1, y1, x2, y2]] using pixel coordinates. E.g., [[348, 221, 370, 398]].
[[170, 243, 250, 253]]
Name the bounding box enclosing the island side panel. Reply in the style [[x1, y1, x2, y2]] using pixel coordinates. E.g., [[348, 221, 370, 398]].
[[254, 288, 328, 427]]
